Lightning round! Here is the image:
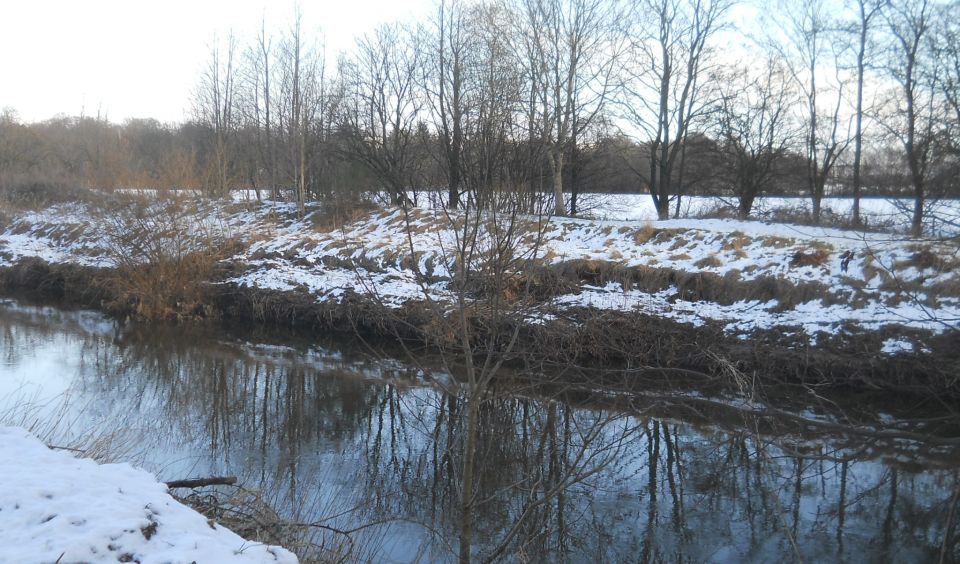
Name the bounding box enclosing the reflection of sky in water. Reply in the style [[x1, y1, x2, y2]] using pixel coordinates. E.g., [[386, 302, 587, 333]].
[[0, 299, 957, 563], [0, 336, 76, 403]]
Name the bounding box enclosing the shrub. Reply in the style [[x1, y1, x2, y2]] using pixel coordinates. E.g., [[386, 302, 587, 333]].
[[308, 193, 379, 232], [0, 173, 97, 209], [99, 194, 233, 320]]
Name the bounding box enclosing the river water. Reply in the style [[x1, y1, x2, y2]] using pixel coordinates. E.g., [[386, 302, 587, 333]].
[[0, 298, 957, 563]]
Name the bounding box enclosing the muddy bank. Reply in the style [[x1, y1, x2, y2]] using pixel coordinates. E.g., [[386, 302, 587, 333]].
[[1, 257, 956, 403]]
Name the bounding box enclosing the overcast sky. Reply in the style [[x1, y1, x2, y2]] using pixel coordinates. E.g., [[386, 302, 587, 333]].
[[0, 0, 431, 124]]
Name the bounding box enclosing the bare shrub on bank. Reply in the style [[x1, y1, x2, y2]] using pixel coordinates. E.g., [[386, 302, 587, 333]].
[[99, 194, 233, 321]]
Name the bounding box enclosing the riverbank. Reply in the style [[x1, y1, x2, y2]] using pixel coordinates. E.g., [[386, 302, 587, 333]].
[[0, 426, 297, 563], [0, 191, 958, 399]]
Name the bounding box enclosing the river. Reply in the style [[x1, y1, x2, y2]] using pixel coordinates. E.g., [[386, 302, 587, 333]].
[[0, 298, 957, 562]]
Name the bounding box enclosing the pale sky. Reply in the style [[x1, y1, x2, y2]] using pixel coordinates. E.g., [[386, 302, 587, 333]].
[[0, 0, 431, 124]]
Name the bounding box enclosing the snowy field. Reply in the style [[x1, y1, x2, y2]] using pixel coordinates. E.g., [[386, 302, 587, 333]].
[[369, 190, 960, 237], [1, 193, 957, 353], [581, 193, 960, 235], [0, 427, 296, 563]]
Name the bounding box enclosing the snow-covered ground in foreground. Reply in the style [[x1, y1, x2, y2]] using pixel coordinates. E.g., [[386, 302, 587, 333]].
[[1, 194, 958, 352], [0, 426, 297, 564]]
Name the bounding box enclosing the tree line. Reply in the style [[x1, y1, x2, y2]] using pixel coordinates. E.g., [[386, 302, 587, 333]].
[[1, 0, 958, 234]]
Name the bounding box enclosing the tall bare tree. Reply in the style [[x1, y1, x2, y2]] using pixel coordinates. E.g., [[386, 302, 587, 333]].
[[520, 0, 623, 216], [463, 2, 526, 208], [244, 18, 278, 200], [424, 0, 474, 210], [774, 0, 852, 223], [195, 33, 237, 196], [881, 0, 938, 236], [277, 10, 326, 215], [624, 0, 732, 220], [847, 0, 885, 226], [339, 24, 424, 207], [716, 56, 799, 218]]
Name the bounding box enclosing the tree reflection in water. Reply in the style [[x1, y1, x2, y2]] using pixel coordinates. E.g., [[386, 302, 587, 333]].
[[0, 301, 958, 562]]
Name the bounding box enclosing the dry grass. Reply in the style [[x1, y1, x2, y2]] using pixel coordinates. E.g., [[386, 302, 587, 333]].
[[761, 235, 794, 249], [532, 258, 834, 310], [632, 222, 658, 245], [790, 247, 831, 268], [177, 485, 370, 564], [694, 254, 723, 269], [929, 275, 960, 298], [721, 231, 753, 252], [895, 245, 956, 273], [652, 228, 688, 244], [668, 238, 689, 251], [99, 195, 234, 321]]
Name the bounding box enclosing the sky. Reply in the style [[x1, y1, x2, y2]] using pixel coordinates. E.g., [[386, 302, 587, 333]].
[[0, 0, 432, 124]]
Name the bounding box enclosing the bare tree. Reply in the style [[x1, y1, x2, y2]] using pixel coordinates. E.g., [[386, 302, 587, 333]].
[[519, 0, 623, 216], [623, 0, 732, 220], [847, 0, 885, 226], [774, 0, 852, 223], [195, 33, 238, 196], [880, 0, 938, 236], [277, 10, 327, 216], [339, 24, 424, 207], [240, 18, 279, 200], [938, 6, 960, 121], [932, 3, 960, 202], [716, 56, 799, 218], [424, 0, 474, 210], [462, 2, 526, 208]]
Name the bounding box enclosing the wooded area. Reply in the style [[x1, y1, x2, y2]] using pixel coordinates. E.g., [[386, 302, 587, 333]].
[[1, 0, 958, 233]]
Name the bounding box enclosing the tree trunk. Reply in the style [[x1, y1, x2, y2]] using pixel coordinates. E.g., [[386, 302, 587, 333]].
[[569, 133, 580, 216], [853, 23, 866, 227], [552, 150, 565, 216], [738, 192, 755, 220], [911, 186, 924, 237]]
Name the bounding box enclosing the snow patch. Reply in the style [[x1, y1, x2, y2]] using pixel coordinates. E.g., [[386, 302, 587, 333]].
[[0, 427, 297, 564]]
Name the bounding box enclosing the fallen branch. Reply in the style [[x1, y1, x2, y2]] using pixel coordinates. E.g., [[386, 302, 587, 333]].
[[165, 476, 238, 489]]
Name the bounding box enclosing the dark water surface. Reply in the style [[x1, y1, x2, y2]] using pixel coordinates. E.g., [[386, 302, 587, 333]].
[[1, 298, 958, 563]]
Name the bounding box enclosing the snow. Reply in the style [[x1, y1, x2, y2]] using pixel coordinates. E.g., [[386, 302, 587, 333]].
[[584, 193, 960, 237], [0, 426, 298, 564], [881, 338, 916, 354], [1, 193, 957, 353]]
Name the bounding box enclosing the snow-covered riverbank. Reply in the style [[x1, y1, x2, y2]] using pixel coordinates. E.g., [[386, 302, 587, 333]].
[[0, 426, 296, 563], [1, 193, 956, 355]]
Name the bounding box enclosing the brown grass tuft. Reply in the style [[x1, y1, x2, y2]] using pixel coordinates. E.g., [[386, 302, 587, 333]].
[[722, 231, 753, 253], [895, 245, 951, 272], [790, 248, 831, 268], [694, 255, 723, 269], [632, 222, 657, 245], [761, 236, 793, 248]]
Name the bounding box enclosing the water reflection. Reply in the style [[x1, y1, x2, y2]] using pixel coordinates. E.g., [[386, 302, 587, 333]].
[[0, 299, 958, 562]]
